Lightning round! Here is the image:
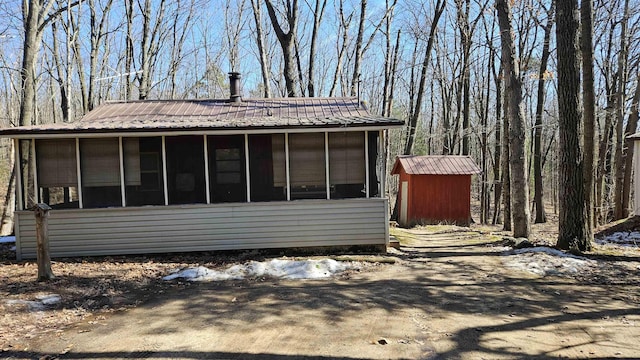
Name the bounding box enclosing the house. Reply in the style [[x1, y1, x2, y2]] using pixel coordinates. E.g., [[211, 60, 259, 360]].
[[0, 74, 404, 260], [391, 155, 481, 227]]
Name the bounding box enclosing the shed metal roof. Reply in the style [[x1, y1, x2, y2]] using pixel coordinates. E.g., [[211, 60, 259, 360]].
[[391, 155, 482, 175], [0, 97, 403, 137]]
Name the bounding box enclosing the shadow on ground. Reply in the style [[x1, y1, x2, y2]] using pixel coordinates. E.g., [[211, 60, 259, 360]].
[[5, 228, 640, 359]]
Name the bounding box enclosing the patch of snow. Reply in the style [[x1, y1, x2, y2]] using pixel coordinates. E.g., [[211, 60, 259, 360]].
[[596, 232, 640, 247], [0, 236, 15, 244], [5, 294, 61, 311], [163, 258, 357, 282], [512, 246, 587, 259], [36, 294, 62, 305], [503, 247, 596, 277]]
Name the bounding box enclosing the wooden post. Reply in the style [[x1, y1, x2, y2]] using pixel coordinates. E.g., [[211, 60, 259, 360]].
[[33, 203, 55, 281]]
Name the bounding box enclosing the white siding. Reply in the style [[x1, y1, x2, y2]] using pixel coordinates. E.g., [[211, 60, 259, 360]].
[[15, 199, 388, 260]]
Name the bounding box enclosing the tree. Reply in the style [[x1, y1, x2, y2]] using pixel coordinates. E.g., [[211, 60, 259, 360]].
[[533, 1, 554, 223], [556, 0, 592, 251], [250, 0, 272, 98], [264, 0, 299, 97], [403, 0, 445, 155], [581, 0, 595, 228], [496, 0, 530, 238]]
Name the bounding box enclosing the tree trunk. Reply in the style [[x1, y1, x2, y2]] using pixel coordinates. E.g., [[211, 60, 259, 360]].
[[250, 0, 272, 98], [350, 0, 367, 97], [307, 0, 327, 97], [402, 0, 445, 155], [502, 85, 511, 231], [496, 0, 530, 238], [35, 203, 55, 281], [533, 2, 554, 224], [264, 0, 299, 97], [613, 0, 630, 220], [492, 65, 503, 225], [581, 0, 595, 228], [555, 0, 592, 251]]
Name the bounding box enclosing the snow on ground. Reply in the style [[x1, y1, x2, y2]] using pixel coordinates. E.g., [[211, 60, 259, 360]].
[[0, 236, 15, 244], [502, 247, 596, 277], [596, 232, 640, 247], [5, 294, 61, 311], [163, 258, 358, 282]]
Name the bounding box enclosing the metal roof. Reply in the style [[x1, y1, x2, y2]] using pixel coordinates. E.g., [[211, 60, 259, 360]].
[[391, 155, 482, 175], [0, 97, 404, 137]]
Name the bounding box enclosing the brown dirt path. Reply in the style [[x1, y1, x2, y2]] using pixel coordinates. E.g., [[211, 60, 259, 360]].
[[5, 227, 640, 359]]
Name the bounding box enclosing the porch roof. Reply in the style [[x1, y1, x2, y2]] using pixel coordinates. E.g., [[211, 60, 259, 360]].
[[0, 97, 403, 137]]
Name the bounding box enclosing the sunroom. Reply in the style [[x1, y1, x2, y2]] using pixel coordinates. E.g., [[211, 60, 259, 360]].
[[1, 95, 403, 260]]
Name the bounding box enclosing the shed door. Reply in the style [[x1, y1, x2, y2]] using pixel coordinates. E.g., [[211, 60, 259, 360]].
[[400, 181, 408, 226]]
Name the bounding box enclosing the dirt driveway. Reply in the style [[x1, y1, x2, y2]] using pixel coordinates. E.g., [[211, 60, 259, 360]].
[[5, 227, 640, 360]]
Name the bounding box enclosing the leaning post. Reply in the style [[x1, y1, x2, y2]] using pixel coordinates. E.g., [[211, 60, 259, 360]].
[[33, 203, 55, 281]]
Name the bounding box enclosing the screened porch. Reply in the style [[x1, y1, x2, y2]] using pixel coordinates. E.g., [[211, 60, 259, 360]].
[[14, 130, 383, 211]]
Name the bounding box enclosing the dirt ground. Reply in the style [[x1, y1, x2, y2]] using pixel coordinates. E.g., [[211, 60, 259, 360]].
[[1, 217, 640, 360]]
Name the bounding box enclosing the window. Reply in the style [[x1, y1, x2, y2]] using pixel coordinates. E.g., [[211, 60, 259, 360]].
[[166, 136, 206, 205], [329, 132, 366, 198], [289, 133, 326, 199], [124, 137, 165, 206], [249, 134, 286, 202], [208, 135, 246, 203], [80, 138, 122, 208], [35, 139, 79, 209]]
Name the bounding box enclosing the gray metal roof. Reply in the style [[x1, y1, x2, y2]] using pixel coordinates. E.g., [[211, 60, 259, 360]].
[[391, 155, 482, 175], [0, 97, 403, 137]]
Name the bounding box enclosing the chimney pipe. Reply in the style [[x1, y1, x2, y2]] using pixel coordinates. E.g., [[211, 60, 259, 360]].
[[229, 72, 242, 103]]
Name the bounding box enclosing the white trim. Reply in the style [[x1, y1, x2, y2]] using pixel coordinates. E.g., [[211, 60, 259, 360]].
[[14, 138, 23, 211], [245, 134, 251, 202], [118, 137, 126, 206], [325, 132, 330, 200], [285, 133, 291, 201], [76, 138, 83, 209], [3, 126, 404, 140], [161, 136, 168, 206], [203, 135, 211, 204], [365, 131, 370, 198], [31, 139, 38, 204]]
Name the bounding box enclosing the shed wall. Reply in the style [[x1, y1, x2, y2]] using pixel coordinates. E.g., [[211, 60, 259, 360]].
[[15, 199, 388, 259], [408, 174, 472, 225]]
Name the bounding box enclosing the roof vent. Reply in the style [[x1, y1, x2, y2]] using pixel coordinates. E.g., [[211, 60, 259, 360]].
[[229, 72, 242, 103]]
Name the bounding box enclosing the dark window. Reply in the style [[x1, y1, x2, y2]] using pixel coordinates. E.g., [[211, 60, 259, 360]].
[[249, 134, 286, 202], [208, 135, 246, 203], [166, 136, 206, 205], [124, 137, 165, 206]]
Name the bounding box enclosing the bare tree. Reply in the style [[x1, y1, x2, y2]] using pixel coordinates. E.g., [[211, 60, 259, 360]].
[[137, 0, 168, 100], [250, 0, 272, 97], [581, 0, 596, 228], [533, 1, 554, 223], [403, 0, 446, 155], [556, 0, 592, 251], [496, 0, 530, 238], [307, 0, 327, 97], [264, 0, 299, 97]]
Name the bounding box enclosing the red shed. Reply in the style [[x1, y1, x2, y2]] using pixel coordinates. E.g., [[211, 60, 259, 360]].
[[391, 155, 481, 227]]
